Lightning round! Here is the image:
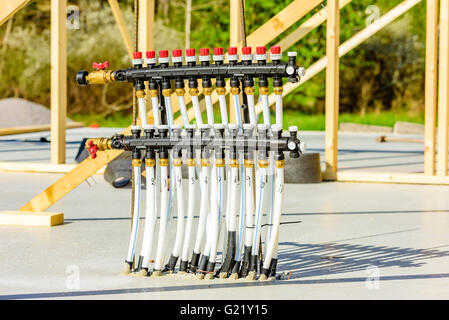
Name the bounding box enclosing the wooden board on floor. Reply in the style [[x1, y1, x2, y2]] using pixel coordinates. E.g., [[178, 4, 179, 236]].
[[0, 162, 105, 174], [0, 122, 84, 136], [336, 171, 449, 185], [0, 211, 64, 227]]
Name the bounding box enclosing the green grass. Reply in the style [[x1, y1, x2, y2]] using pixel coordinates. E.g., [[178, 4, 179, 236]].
[[71, 110, 425, 130]]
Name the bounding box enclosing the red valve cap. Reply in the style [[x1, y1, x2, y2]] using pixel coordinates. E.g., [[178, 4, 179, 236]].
[[186, 48, 196, 56], [256, 46, 266, 54], [228, 47, 237, 55], [87, 140, 98, 159], [133, 52, 142, 59], [214, 47, 224, 55], [242, 46, 252, 55], [159, 50, 169, 58], [146, 50, 156, 58], [200, 48, 209, 56], [270, 46, 281, 54], [92, 61, 109, 70], [172, 49, 182, 57]]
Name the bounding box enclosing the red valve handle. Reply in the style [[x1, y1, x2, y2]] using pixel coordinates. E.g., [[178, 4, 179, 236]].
[[92, 61, 109, 71], [87, 140, 98, 159]]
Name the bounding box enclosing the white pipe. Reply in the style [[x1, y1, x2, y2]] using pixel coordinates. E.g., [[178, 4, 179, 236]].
[[138, 97, 148, 127], [275, 94, 283, 127], [154, 164, 169, 271], [171, 165, 185, 259], [150, 96, 160, 127], [181, 165, 197, 262], [164, 96, 174, 127], [139, 160, 157, 270], [218, 95, 229, 125], [177, 95, 190, 127], [193, 165, 210, 254], [252, 166, 267, 255], [192, 95, 203, 125], [125, 165, 142, 264], [246, 94, 257, 126], [205, 95, 215, 125], [244, 166, 255, 248], [207, 163, 220, 264], [261, 94, 271, 127]]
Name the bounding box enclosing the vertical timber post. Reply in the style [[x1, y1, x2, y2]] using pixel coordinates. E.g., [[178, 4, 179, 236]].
[[324, 0, 340, 180], [50, 0, 67, 164], [437, 0, 449, 176], [229, 0, 243, 124], [424, 0, 439, 176]]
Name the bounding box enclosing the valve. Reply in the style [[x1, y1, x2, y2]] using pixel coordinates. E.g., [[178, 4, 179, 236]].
[[92, 61, 109, 70], [87, 140, 98, 159]]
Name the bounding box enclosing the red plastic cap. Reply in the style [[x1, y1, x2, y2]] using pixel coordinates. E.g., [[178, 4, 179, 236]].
[[186, 48, 196, 56], [214, 47, 224, 55], [200, 48, 209, 56], [133, 52, 142, 59], [146, 51, 155, 58], [242, 47, 252, 55], [87, 140, 98, 159], [270, 46, 281, 54], [92, 61, 109, 70], [159, 50, 169, 58], [172, 49, 182, 57], [256, 46, 266, 54], [228, 47, 237, 55]]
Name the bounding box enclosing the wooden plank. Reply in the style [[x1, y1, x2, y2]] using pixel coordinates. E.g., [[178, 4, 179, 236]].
[[0, 211, 64, 227], [0, 122, 84, 136], [229, 0, 242, 124], [424, 0, 439, 175], [138, 0, 154, 53], [324, 0, 340, 180], [276, 0, 352, 51], [108, 0, 134, 58], [0, 0, 31, 26], [255, 0, 423, 115], [50, 0, 67, 165], [336, 171, 449, 185], [437, 0, 449, 176], [0, 162, 105, 174]]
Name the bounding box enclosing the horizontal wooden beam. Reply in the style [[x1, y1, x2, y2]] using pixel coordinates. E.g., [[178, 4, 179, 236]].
[[0, 0, 31, 26], [0, 211, 64, 227], [336, 171, 449, 185], [0, 122, 84, 136]]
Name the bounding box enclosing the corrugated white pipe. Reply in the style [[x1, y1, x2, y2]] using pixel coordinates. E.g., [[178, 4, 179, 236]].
[[126, 165, 142, 263], [154, 164, 169, 270]]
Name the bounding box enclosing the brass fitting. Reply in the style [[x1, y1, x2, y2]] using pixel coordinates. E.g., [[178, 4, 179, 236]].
[[230, 159, 239, 168], [132, 159, 142, 167], [159, 158, 169, 166], [216, 87, 226, 95], [259, 86, 269, 95], [258, 160, 269, 168], [162, 88, 172, 97], [244, 159, 254, 168], [216, 159, 225, 167], [85, 138, 111, 151], [86, 70, 115, 85], [173, 158, 183, 167], [176, 88, 185, 96], [273, 86, 284, 95], [202, 87, 213, 96], [244, 87, 255, 95], [189, 88, 199, 96], [187, 158, 195, 167], [201, 159, 210, 167], [136, 89, 145, 98], [149, 89, 158, 97], [230, 87, 240, 95], [275, 160, 285, 168], [145, 158, 156, 167]]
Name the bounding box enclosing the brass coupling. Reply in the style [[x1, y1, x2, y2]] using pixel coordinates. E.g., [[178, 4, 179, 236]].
[[273, 86, 284, 95], [149, 89, 158, 97], [145, 158, 156, 167], [244, 86, 255, 95], [86, 70, 115, 85], [215, 159, 225, 167], [189, 88, 199, 96], [258, 160, 269, 168], [275, 160, 285, 168], [173, 158, 183, 167], [132, 159, 142, 167], [216, 87, 226, 95], [136, 89, 146, 98], [85, 138, 111, 151], [162, 88, 172, 97], [202, 87, 213, 96], [176, 88, 185, 96], [187, 158, 195, 167], [259, 86, 269, 95], [230, 87, 240, 95], [159, 158, 169, 166], [244, 159, 254, 168], [201, 159, 210, 167], [230, 159, 239, 168]]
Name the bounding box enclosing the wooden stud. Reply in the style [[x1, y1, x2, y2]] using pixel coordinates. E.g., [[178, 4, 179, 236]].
[[324, 0, 340, 180], [0, 211, 64, 227], [424, 0, 439, 175], [229, 0, 243, 124], [437, 0, 449, 176], [0, 0, 30, 26], [0, 122, 84, 136], [50, 0, 67, 165], [108, 0, 134, 58], [138, 0, 154, 53], [337, 171, 449, 185]]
